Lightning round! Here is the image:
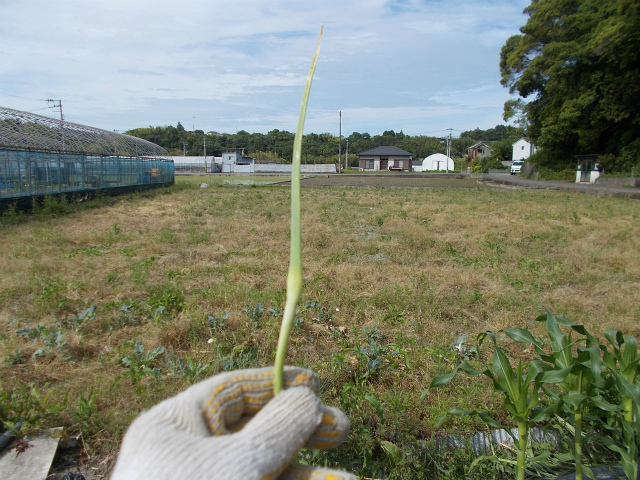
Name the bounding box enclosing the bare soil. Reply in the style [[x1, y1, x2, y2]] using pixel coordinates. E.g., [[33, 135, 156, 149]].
[[297, 173, 488, 190]]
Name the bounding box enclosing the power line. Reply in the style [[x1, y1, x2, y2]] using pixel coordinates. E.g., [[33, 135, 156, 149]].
[[0, 92, 70, 117], [0, 91, 47, 102], [415, 128, 462, 137]]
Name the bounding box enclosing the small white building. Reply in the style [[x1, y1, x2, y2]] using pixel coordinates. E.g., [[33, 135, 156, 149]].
[[575, 155, 602, 184], [417, 153, 454, 172], [222, 152, 255, 173], [512, 138, 537, 161]]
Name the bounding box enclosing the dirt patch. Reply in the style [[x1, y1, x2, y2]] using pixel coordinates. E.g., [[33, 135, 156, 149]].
[[297, 174, 490, 189]]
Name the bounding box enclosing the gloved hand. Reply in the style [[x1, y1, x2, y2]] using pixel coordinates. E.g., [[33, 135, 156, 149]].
[[111, 366, 355, 480]]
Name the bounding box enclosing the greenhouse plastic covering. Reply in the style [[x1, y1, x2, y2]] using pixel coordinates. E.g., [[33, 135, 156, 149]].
[[0, 106, 173, 203], [0, 106, 170, 158]]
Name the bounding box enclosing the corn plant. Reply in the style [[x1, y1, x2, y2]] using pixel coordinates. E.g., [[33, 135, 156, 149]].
[[423, 330, 570, 480], [273, 27, 322, 394], [504, 312, 615, 480], [601, 329, 640, 480], [505, 314, 640, 480]]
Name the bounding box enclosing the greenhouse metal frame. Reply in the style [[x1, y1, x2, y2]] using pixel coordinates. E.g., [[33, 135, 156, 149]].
[[0, 106, 174, 210]]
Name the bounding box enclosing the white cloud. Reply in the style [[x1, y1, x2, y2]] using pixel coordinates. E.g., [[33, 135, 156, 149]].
[[0, 0, 530, 135]]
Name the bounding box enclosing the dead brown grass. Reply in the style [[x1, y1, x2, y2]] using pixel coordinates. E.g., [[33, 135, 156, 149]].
[[0, 182, 639, 476]]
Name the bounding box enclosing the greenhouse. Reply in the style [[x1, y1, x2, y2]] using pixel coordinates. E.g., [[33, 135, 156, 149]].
[[0, 106, 174, 209]]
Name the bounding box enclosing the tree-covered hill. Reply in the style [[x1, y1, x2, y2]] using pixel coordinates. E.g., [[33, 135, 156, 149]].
[[125, 124, 523, 166]]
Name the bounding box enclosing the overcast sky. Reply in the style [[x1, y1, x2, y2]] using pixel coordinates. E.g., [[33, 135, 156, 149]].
[[0, 0, 530, 138]]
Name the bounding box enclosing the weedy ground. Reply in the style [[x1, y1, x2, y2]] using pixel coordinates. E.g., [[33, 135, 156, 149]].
[[0, 177, 638, 478]]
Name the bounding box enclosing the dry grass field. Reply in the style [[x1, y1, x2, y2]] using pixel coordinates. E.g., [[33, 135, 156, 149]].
[[1, 177, 639, 478]]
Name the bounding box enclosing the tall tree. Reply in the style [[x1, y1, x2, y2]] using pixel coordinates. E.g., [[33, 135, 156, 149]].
[[500, 0, 640, 168]]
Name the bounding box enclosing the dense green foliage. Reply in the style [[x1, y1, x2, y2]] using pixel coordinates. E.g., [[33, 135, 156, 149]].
[[501, 0, 640, 171], [427, 313, 640, 480], [126, 124, 523, 165]]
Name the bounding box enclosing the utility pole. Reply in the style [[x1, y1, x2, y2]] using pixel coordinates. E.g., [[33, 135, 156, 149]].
[[47, 99, 63, 121], [203, 132, 208, 173], [345, 139, 349, 170], [338, 111, 342, 173], [47, 99, 65, 151], [446, 127, 454, 173]]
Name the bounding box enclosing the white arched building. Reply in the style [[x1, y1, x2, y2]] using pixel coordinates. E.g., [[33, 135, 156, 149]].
[[414, 153, 454, 172]]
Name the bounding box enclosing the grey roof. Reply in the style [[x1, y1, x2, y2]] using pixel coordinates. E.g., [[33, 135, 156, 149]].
[[467, 142, 491, 150], [357, 146, 413, 157]]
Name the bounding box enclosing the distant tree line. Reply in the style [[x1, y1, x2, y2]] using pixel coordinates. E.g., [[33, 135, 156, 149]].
[[126, 1, 640, 176], [125, 123, 524, 168]]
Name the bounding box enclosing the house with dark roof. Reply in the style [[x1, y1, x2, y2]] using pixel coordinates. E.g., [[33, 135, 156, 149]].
[[467, 142, 493, 162], [357, 146, 413, 171]]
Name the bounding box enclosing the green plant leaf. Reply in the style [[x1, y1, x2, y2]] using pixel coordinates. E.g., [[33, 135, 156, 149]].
[[423, 361, 485, 396], [561, 390, 587, 408], [492, 347, 518, 403], [530, 402, 558, 422], [446, 406, 511, 432], [433, 414, 448, 428], [524, 359, 545, 385], [536, 366, 572, 384], [380, 440, 403, 469], [469, 454, 517, 473], [554, 314, 599, 344], [591, 394, 618, 412], [426, 371, 458, 389], [505, 327, 540, 346], [584, 345, 604, 384], [604, 328, 624, 348], [613, 373, 640, 405], [363, 393, 384, 421], [544, 313, 568, 357]]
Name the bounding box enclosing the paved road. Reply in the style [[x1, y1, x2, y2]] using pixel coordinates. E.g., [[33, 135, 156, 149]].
[[483, 173, 640, 200]]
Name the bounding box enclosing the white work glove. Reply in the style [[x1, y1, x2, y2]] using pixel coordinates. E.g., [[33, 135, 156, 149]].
[[111, 366, 355, 480]]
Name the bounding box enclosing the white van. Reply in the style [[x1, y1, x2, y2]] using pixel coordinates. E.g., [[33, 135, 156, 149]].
[[511, 160, 524, 175]]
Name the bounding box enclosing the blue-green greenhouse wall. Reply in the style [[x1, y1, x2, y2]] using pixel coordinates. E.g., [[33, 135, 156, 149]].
[[0, 149, 174, 206]]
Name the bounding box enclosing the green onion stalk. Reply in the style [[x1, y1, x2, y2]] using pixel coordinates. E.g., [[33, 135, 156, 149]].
[[274, 27, 323, 395]]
